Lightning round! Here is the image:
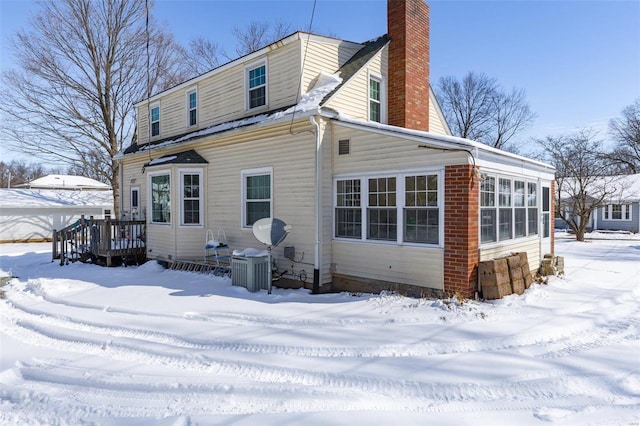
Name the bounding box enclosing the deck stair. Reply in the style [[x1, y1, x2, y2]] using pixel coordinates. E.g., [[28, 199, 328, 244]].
[[53, 216, 146, 266]]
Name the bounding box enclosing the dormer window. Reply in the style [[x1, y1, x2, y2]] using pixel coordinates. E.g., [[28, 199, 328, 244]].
[[247, 62, 267, 110], [187, 89, 197, 127], [368, 72, 384, 123], [150, 104, 160, 137]]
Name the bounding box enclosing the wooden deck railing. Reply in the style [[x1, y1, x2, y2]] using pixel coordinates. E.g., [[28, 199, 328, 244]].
[[53, 216, 146, 266]]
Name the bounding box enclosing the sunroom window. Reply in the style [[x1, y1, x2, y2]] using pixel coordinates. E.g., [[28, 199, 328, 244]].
[[481, 175, 540, 244]]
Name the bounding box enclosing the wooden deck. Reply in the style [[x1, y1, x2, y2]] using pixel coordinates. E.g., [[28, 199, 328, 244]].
[[53, 217, 146, 266]]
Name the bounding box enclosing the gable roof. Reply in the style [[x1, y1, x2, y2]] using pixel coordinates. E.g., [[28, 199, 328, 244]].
[[143, 149, 208, 169], [321, 35, 389, 105]]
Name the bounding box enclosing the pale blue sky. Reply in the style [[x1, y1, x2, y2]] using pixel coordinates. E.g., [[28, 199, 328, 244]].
[[1, 0, 639, 162]]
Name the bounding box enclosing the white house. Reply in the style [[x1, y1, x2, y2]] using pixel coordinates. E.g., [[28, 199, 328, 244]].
[[116, 0, 555, 298]]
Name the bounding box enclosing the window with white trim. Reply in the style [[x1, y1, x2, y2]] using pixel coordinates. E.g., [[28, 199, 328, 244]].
[[242, 168, 272, 227], [181, 171, 202, 225], [514, 180, 526, 237], [369, 75, 382, 123], [187, 89, 197, 127], [604, 204, 632, 220], [150, 104, 160, 137], [150, 173, 170, 224], [335, 179, 362, 238], [247, 62, 267, 110], [368, 177, 397, 241], [480, 176, 496, 243], [404, 175, 439, 244], [527, 182, 538, 235], [498, 178, 512, 240], [481, 175, 539, 244], [334, 172, 441, 245]]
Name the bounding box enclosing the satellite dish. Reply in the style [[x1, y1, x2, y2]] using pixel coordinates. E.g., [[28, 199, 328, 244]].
[[252, 218, 291, 248], [252, 218, 292, 295]]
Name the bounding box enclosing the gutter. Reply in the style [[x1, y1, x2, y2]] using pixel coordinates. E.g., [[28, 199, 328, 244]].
[[310, 115, 321, 294]]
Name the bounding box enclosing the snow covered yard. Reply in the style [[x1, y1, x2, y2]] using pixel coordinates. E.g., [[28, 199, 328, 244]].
[[1, 235, 639, 425]]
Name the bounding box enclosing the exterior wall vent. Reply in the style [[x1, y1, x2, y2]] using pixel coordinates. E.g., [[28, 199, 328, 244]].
[[338, 139, 350, 155]]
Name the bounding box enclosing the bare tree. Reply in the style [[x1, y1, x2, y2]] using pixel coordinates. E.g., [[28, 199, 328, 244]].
[[233, 20, 293, 56], [181, 37, 226, 77], [436, 72, 535, 150], [605, 98, 640, 173], [536, 129, 621, 241], [0, 0, 187, 217], [0, 160, 56, 188]]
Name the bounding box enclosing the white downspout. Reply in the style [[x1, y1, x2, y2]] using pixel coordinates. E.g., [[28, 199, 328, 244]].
[[310, 115, 321, 293]]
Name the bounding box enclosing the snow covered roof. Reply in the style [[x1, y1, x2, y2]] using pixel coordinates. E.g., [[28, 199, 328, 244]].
[[600, 174, 640, 203], [143, 149, 208, 168], [0, 189, 113, 209], [15, 174, 111, 190]]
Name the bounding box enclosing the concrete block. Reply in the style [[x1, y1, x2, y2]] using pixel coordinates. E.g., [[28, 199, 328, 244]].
[[511, 278, 525, 295], [482, 282, 512, 300]]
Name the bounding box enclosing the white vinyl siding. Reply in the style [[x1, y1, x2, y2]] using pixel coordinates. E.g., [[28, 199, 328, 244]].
[[136, 37, 303, 145], [333, 242, 445, 289], [332, 124, 468, 175], [325, 49, 386, 121]]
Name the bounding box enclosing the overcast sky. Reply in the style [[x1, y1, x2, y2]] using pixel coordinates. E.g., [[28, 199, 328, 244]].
[[1, 0, 639, 162]]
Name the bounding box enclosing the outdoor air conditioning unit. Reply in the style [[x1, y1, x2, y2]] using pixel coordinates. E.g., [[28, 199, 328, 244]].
[[231, 255, 269, 292]]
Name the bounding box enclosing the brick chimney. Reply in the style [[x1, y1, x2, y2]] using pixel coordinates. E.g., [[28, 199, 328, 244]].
[[387, 0, 430, 131]]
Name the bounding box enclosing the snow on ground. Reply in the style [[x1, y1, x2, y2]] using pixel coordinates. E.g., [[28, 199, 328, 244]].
[[1, 233, 639, 425]]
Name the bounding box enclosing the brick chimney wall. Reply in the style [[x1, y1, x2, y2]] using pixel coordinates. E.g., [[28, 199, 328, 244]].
[[387, 0, 430, 131]]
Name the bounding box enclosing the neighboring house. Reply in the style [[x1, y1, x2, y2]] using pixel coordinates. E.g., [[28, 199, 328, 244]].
[[115, 0, 555, 298], [0, 175, 113, 243], [13, 174, 111, 191], [591, 174, 640, 233]]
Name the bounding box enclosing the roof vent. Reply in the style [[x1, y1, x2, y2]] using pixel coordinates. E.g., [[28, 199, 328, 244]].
[[338, 139, 350, 155]]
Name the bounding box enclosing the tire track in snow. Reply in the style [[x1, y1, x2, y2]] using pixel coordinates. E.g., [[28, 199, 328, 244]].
[[8, 359, 634, 420], [4, 291, 639, 362], [2, 310, 631, 412], [7, 283, 412, 329], [534, 316, 640, 359]]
